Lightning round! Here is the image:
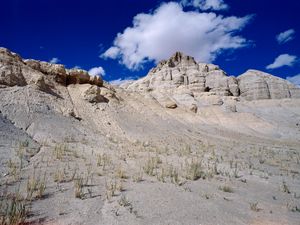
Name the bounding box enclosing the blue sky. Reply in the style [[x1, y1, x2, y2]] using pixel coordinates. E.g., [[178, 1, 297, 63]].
[[1, 0, 300, 84]]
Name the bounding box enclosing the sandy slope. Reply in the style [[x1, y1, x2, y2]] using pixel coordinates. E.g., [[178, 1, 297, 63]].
[[1, 82, 300, 225]]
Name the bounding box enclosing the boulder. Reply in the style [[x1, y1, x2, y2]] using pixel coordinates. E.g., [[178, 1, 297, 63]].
[[81, 85, 107, 103], [165, 101, 177, 109]]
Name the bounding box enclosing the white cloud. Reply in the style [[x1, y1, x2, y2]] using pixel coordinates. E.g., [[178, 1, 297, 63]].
[[102, 47, 120, 59], [266, 54, 297, 69], [276, 29, 295, 44], [286, 74, 300, 87], [101, 2, 252, 70], [181, 0, 228, 11], [49, 57, 60, 64], [109, 77, 136, 86], [88, 66, 105, 76]]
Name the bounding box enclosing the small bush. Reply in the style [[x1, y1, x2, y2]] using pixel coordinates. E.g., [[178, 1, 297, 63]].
[[219, 185, 234, 193], [250, 202, 260, 212]]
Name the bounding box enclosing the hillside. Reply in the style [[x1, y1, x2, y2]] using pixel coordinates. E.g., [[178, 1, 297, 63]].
[[0, 47, 300, 225]]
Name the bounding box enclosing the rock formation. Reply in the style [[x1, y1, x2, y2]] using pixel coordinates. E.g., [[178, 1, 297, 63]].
[[0, 47, 114, 102], [126, 52, 300, 112], [0, 47, 118, 142]]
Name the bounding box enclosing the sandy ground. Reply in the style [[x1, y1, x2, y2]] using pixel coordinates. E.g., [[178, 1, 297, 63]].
[[1, 85, 300, 225]]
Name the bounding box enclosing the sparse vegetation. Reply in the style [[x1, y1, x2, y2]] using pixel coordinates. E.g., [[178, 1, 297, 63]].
[[53, 168, 66, 183], [0, 195, 27, 225], [132, 170, 143, 183], [185, 158, 203, 180], [115, 166, 128, 179], [105, 179, 123, 200], [286, 201, 300, 212], [7, 160, 19, 181], [26, 172, 47, 200], [54, 144, 67, 160], [281, 181, 291, 194], [74, 176, 84, 199], [219, 185, 234, 193], [143, 156, 160, 176], [96, 153, 111, 170], [250, 202, 260, 212]]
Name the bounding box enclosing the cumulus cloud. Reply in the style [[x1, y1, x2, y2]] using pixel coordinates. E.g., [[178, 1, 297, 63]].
[[101, 2, 252, 70], [88, 66, 105, 76], [266, 54, 297, 69], [286, 74, 300, 87], [276, 29, 295, 44], [180, 0, 228, 11], [49, 57, 60, 64], [103, 47, 120, 58]]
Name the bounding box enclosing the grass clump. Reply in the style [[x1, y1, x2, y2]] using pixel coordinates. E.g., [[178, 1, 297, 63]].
[[143, 156, 160, 176], [54, 144, 67, 160], [115, 166, 128, 179], [53, 169, 66, 183], [249, 202, 261, 212], [26, 173, 47, 200], [185, 159, 203, 180], [74, 176, 84, 199], [281, 181, 291, 194], [0, 195, 27, 225], [132, 170, 143, 183], [96, 153, 111, 170]]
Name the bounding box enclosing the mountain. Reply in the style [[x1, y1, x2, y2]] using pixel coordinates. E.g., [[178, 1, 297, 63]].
[[126, 52, 300, 110], [0, 47, 300, 225]]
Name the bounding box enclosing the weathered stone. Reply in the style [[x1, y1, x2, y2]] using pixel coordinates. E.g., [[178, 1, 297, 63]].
[[127, 52, 300, 113], [238, 70, 296, 100], [25, 59, 67, 85], [29, 74, 47, 91], [82, 85, 107, 103], [0, 48, 27, 86], [0, 65, 27, 86], [165, 101, 177, 109]]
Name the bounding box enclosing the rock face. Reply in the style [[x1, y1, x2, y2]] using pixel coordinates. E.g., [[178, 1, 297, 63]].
[[0, 47, 110, 100], [128, 52, 236, 96], [24, 60, 104, 87], [0, 48, 27, 86], [238, 70, 300, 100], [81, 84, 108, 103], [127, 52, 300, 112]]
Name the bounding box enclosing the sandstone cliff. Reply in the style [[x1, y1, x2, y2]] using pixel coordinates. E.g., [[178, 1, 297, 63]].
[[125, 52, 300, 113]]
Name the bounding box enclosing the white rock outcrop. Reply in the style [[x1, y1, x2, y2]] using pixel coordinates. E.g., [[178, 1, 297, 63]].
[[126, 52, 300, 112]]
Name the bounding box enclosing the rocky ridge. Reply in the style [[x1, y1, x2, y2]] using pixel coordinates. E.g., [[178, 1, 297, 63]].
[[126, 52, 300, 111]]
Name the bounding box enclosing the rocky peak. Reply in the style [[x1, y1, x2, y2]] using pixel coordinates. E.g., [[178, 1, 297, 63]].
[[167, 52, 197, 67], [126, 52, 300, 112]]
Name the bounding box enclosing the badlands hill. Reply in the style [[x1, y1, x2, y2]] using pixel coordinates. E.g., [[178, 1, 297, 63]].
[[0, 47, 300, 225]]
